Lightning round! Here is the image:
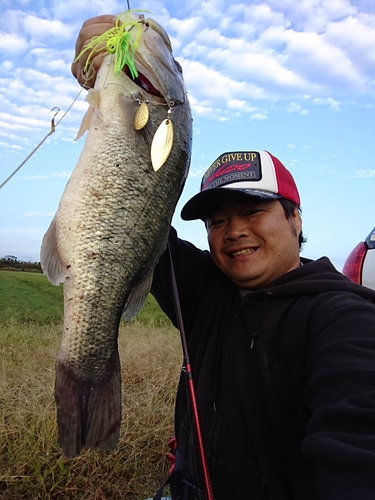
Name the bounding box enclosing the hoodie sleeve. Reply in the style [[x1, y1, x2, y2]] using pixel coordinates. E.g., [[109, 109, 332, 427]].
[[302, 291, 375, 499], [151, 227, 212, 327]]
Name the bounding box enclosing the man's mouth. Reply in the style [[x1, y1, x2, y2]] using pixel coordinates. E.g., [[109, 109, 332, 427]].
[[230, 248, 257, 258]]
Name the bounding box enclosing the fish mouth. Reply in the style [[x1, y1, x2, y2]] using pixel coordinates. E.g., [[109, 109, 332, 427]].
[[124, 66, 164, 98], [229, 247, 258, 258]]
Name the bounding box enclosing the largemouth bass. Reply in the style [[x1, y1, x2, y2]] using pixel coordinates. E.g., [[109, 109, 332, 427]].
[[40, 14, 192, 458]]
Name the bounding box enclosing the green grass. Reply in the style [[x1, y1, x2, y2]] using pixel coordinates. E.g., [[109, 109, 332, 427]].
[[0, 271, 64, 325], [0, 271, 181, 499], [0, 271, 171, 328]]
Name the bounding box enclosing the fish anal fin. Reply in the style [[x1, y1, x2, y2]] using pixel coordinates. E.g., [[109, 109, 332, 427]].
[[122, 272, 154, 321], [55, 353, 121, 459], [40, 218, 70, 286]]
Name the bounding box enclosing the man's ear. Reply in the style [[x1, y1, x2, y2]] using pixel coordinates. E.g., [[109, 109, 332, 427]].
[[292, 208, 302, 237]]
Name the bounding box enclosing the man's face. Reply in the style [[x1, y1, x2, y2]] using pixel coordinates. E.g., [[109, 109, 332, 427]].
[[206, 197, 302, 289]]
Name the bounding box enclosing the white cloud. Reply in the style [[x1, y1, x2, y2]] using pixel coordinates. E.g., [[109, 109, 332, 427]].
[[287, 102, 302, 112], [51, 0, 124, 20], [23, 15, 72, 41], [312, 97, 340, 110], [1, 60, 14, 70], [188, 166, 207, 178], [23, 171, 72, 180], [0, 31, 28, 54], [169, 16, 203, 38], [230, 2, 290, 36], [0, 227, 41, 234], [351, 169, 375, 178], [286, 102, 309, 114], [267, 0, 356, 32], [21, 212, 55, 218], [182, 58, 269, 113], [0, 0, 374, 132], [250, 113, 267, 120], [177, 0, 375, 102], [227, 99, 256, 113], [30, 48, 73, 73]]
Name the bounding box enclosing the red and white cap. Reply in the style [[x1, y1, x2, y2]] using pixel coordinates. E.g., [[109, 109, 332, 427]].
[[181, 150, 300, 220]]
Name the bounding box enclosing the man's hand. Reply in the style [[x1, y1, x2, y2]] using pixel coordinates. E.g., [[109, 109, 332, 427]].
[[71, 15, 117, 88]]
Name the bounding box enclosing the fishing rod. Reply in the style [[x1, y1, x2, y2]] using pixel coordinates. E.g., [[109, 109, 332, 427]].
[[168, 242, 214, 500]]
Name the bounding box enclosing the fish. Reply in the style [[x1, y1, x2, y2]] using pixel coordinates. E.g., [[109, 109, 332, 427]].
[[40, 13, 192, 458]]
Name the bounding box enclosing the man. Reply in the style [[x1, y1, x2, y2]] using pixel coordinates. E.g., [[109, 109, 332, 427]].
[[73, 17, 375, 500], [152, 151, 375, 500]]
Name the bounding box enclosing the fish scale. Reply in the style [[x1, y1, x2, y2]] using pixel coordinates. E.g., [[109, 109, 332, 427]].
[[41, 17, 192, 458]]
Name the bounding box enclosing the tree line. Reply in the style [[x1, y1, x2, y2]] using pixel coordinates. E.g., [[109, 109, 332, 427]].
[[0, 256, 42, 272]]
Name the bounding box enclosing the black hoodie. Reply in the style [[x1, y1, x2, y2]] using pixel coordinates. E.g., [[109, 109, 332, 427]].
[[152, 228, 375, 500]]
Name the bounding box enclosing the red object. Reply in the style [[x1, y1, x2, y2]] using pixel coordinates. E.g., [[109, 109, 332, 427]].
[[168, 244, 215, 500], [185, 366, 214, 500], [342, 242, 367, 284], [181, 150, 300, 221], [168, 437, 177, 474]]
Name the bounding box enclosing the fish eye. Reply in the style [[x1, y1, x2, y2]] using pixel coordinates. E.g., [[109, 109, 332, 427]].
[[174, 60, 183, 74]]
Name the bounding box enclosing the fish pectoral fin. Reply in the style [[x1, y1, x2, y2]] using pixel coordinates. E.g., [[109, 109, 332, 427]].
[[122, 271, 154, 321], [55, 353, 121, 458], [40, 218, 70, 286], [75, 105, 95, 140], [75, 89, 101, 140]]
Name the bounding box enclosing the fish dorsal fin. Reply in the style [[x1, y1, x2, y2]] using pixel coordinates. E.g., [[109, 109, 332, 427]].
[[75, 89, 100, 140], [122, 271, 154, 321], [40, 217, 70, 286]]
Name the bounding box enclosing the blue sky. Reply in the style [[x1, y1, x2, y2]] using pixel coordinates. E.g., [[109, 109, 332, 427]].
[[0, 0, 374, 271]]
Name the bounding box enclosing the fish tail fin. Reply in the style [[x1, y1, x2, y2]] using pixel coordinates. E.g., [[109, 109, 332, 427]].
[[55, 353, 121, 458]]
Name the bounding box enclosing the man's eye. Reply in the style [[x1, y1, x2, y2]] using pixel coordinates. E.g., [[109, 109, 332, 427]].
[[209, 218, 224, 227]]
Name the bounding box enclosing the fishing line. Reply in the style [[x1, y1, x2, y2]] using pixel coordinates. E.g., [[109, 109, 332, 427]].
[[0, 85, 85, 190]]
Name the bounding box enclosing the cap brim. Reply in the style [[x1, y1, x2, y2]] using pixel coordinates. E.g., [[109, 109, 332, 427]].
[[181, 187, 281, 221]]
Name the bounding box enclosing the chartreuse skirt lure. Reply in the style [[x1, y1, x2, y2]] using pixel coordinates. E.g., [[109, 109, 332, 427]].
[[75, 9, 175, 172]]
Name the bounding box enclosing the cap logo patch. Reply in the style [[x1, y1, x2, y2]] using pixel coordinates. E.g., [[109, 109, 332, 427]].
[[201, 151, 261, 191]]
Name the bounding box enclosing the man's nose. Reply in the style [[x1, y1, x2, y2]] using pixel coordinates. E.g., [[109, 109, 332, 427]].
[[225, 216, 249, 240]]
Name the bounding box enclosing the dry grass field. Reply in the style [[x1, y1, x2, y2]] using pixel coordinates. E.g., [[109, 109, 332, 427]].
[[0, 272, 182, 499]]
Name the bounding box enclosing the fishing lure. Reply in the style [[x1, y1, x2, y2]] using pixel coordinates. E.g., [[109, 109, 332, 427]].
[[75, 9, 175, 172], [75, 9, 151, 79]]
